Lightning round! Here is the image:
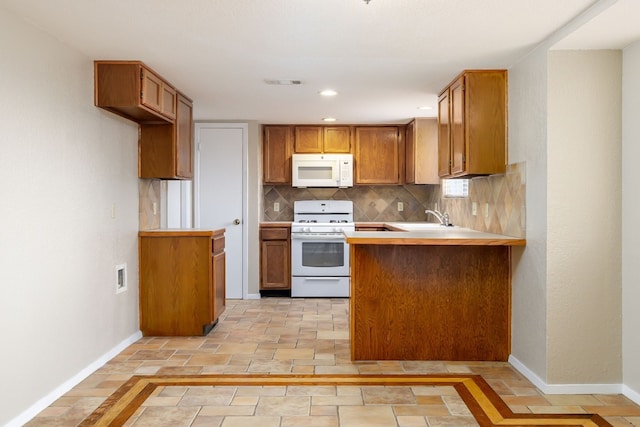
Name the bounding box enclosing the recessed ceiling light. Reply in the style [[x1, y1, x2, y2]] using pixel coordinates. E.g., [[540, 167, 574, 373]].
[[322, 117, 337, 122], [319, 89, 338, 97], [417, 106, 433, 110]]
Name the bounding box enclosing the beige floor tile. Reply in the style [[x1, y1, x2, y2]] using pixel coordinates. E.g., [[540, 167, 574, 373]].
[[220, 415, 280, 427], [425, 415, 479, 426], [362, 386, 416, 405], [339, 405, 397, 427], [130, 407, 199, 426], [397, 415, 429, 426], [281, 415, 339, 426], [215, 343, 258, 354], [528, 405, 587, 414], [544, 394, 606, 406], [312, 395, 364, 406], [287, 385, 337, 396], [255, 396, 311, 416], [274, 348, 316, 360]]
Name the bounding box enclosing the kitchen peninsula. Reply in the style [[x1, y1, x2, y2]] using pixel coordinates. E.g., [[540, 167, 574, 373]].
[[345, 226, 525, 362]]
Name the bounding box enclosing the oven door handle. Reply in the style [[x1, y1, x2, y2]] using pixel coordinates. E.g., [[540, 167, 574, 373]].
[[300, 277, 345, 281], [290, 234, 346, 240]]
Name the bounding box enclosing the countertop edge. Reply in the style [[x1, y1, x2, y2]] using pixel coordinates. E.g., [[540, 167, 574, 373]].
[[139, 228, 225, 237]]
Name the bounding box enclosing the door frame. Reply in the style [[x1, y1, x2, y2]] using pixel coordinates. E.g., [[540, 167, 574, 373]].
[[193, 122, 249, 299]]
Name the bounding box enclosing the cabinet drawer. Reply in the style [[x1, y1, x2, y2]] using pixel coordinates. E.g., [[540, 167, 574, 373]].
[[261, 228, 289, 240], [212, 234, 225, 254]]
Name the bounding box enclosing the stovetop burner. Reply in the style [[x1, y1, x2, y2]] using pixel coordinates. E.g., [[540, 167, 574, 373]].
[[292, 200, 354, 231]]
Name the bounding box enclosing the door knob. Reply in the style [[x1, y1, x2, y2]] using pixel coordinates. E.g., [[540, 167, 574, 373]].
[[233, 219, 241, 225]]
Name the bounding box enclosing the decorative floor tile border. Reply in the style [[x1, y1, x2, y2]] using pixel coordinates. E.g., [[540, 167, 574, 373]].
[[79, 374, 611, 427]]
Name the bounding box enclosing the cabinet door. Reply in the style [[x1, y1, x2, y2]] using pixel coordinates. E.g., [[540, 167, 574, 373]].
[[260, 241, 290, 289], [263, 126, 293, 184], [354, 127, 400, 184], [438, 91, 451, 177], [294, 126, 323, 153], [323, 127, 351, 153], [141, 68, 164, 114], [175, 93, 193, 178], [450, 76, 466, 175], [162, 84, 177, 120], [405, 121, 415, 184], [212, 250, 226, 321]]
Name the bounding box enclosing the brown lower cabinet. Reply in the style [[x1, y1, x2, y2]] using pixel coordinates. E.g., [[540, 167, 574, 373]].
[[260, 226, 291, 290], [139, 229, 226, 336]]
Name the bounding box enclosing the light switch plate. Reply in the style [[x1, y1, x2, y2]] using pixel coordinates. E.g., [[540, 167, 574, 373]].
[[274, 202, 280, 212], [483, 203, 489, 218], [397, 202, 404, 212], [472, 202, 477, 216]]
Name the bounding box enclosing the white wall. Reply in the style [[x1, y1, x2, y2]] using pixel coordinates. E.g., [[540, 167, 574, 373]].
[[0, 8, 140, 426], [547, 50, 622, 384], [622, 40, 640, 398]]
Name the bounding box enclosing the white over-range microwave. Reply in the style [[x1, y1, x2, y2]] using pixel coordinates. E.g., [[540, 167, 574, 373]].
[[291, 154, 353, 188]]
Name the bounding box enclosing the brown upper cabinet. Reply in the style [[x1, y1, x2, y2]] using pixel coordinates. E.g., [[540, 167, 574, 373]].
[[95, 61, 177, 123], [139, 92, 193, 179], [263, 125, 293, 184], [293, 126, 351, 153], [438, 70, 507, 178], [405, 118, 439, 184], [354, 126, 402, 184], [95, 60, 193, 180]]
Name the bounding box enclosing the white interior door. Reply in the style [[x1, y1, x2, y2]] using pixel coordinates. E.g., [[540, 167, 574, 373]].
[[194, 123, 247, 299]]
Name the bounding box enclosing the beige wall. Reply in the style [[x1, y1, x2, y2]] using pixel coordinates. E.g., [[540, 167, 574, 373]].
[[547, 50, 622, 384], [0, 7, 140, 426], [508, 46, 550, 381], [622, 41, 640, 397], [248, 121, 261, 296]]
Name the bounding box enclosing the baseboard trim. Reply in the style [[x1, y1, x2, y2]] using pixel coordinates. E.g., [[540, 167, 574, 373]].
[[623, 384, 640, 406], [6, 330, 142, 427], [509, 355, 623, 395], [245, 293, 261, 300]]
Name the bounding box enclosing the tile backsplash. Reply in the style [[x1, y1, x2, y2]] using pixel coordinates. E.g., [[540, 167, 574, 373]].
[[263, 162, 525, 238], [139, 179, 160, 230]]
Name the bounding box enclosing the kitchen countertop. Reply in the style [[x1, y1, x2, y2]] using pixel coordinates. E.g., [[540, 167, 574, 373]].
[[259, 222, 292, 227], [345, 223, 526, 246], [139, 228, 225, 237]]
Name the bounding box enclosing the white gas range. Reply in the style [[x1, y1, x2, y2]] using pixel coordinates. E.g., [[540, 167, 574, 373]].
[[290, 200, 354, 297]]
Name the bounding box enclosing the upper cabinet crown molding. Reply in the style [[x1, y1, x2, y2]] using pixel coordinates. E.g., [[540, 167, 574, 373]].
[[438, 69, 507, 178]]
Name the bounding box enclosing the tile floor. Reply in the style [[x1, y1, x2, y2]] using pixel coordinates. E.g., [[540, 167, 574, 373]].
[[26, 298, 640, 426]]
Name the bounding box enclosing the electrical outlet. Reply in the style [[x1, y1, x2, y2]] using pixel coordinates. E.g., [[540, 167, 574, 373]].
[[472, 202, 477, 216], [152, 202, 157, 216], [397, 202, 404, 212], [274, 202, 280, 212], [483, 203, 490, 218]]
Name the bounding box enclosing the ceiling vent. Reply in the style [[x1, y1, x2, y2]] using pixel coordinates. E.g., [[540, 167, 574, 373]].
[[264, 79, 302, 85]]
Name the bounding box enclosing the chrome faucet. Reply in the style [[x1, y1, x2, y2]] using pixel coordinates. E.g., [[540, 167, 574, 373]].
[[425, 209, 451, 226]]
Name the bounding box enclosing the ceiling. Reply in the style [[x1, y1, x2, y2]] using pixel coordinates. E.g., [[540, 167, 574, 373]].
[[1, 0, 639, 124]]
